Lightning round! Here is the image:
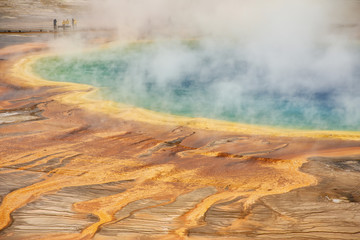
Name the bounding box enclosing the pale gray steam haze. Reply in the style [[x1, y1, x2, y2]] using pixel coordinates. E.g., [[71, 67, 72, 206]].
[[40, 0, 360, 130], [84, 0, 359, 38]]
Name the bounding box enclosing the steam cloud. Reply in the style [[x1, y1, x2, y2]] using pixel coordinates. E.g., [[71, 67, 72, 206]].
[[44, 0, 360, 130]]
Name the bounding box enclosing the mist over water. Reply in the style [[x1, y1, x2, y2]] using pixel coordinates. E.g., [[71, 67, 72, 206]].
[[34, 39, 360, 130], [34, 0, 360, 131]]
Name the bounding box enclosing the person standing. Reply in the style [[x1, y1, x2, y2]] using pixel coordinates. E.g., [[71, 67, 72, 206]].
[[72, 18, 75, 29], [53, 19, 57, 31]]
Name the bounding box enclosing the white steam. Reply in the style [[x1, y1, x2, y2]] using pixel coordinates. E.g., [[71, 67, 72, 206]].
[[44, 0, 360, 130]]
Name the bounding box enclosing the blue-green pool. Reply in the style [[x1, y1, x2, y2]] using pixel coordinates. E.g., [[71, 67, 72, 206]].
[[33, 40, 360, 131]]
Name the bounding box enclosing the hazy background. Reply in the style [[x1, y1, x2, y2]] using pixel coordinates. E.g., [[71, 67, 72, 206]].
[[84, 0, 360, 39]]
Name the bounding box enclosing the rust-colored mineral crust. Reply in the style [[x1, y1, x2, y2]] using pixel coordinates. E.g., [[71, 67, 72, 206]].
[[0, 43, 360, 240]]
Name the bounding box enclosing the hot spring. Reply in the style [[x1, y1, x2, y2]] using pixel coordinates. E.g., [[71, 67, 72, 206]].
[[33, 40, 360, 131]]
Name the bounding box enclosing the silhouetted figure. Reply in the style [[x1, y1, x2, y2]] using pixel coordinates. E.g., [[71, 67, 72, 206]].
[[53, 19, 57, 31]]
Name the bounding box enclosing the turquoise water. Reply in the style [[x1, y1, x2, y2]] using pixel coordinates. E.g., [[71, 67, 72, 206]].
[[33, 41, 360, 131]]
